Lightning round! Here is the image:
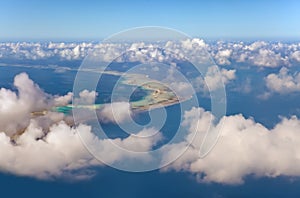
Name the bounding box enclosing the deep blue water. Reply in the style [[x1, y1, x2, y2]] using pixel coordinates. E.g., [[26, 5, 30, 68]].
[[1, 168, 300, 198], [1, 65, 300, 198]]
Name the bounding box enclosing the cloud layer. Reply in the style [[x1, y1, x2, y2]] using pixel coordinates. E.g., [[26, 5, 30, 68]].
[[1, 40, 300, 67], [1, 73, 300, 185], [163, 107, 300, 184]]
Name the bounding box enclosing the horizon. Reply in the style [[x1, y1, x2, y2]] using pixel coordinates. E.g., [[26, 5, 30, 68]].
[[1, 36, 300, 43]]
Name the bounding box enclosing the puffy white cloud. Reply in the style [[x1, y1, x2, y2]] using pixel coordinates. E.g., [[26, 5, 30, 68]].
[[0, 122, 97, 179], [265, 67, 300, 94], [192, 66, 236, 93], [208, 40, 299, 68], [214, 49, 232, 65], [291, 51, 300, 62], [0, 119, 162, 179], [1, 40, 300, 68], [0, 73, 96, 178], [204, 66, 236, 91], [163, 107, 300, 185], [0, 42, 90, 61], [77, 90, 98, 105], [54, 92, 73, 106], [2, 72, 300, 185], [0, 73, 51, 136], [221, 68, 236, 84], [0, 73, 161, 179], [246, 41, 268, 51], [249, 49, 285, 67], [98, 102, 132, 123], [180, 38, 206, 50]]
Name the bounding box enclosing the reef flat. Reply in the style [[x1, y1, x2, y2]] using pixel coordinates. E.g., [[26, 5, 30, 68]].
[[54, 70, 188, 114]]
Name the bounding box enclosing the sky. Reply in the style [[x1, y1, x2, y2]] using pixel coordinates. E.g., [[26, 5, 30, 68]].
[[0, 0, 299, 41]]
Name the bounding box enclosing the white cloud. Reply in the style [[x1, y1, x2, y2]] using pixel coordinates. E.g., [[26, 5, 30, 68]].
[[208, 40, 299, 68], [163, 107, 300, 185], [2, 72, 300, 185], [265, 67, 300, 94], [249, 49, 284, 67], [291, 51, 300, 62], [246, 41, 268, 51], [0, 121, 97, 179], [221, 68, 236, 84], [98, 102, 132, 123], [0, 119, 162, 179], [54, 92, 73, 106], [214, 49, 232, 65], [181, 38, 206, 50], [1, 40, 300, 68], [0, 73, 51, 136], [77, 90, 98, 105], [204, 66, 236, 91], [0, 73, 161, 179]]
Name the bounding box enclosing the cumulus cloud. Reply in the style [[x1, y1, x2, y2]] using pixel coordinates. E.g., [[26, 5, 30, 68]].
[[249, 49, 285, 67], [0, 119, 162, 179], [77, 89, 98, 105], [291, 51, 300, 62], [1, 40, 300, 68], [0, 122, 97, 179], [0, 73, 51, 136], [0, 73, 78, 136], [97, 102, 132, 123], [54, 92, 73, 106], [0, 73, 96, 178], [2, 72, 300, 185], [163, 107, 300, 185], [265, 67, 300, 94], [0, 73, 161, 179], [191, 66, 236, 93], [204, 66, 236, 91], [208, 40, 299, 68], [214, 49, 232, 65]]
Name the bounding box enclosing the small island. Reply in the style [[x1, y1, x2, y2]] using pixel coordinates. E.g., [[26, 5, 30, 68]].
[[54, 70, 189, 114]]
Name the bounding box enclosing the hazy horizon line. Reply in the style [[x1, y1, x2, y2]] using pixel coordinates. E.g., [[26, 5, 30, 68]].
[[1, 36, 300, 43]]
